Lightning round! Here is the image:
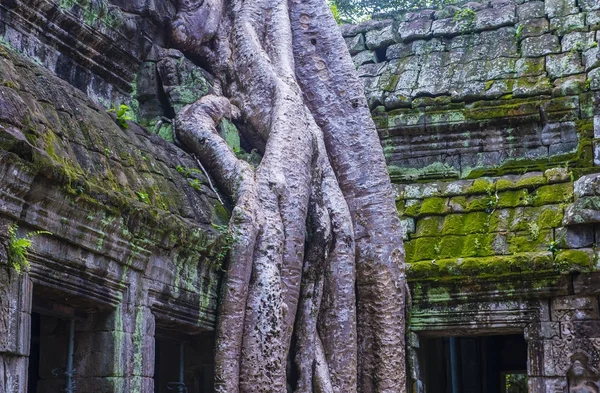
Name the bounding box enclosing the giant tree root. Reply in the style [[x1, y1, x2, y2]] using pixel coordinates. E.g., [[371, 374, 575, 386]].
[[172, 0, 407, 391]]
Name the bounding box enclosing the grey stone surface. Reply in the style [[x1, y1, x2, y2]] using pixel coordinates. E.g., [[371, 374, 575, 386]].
[[546, 52, 584, 78], [353, 50, 378, 67], [365, 25, 396, 49], [345, 34, 367, 55], [397, 19, 433, 42], [521, 34, 561, 57], [549, 13, 587, 35], [544, 0, 578, 18], [517, 1, 546, 20], [518, 18, 550, 39]]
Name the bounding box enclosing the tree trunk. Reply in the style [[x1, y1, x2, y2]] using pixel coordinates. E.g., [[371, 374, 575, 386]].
[[171, 0, 407, 392]]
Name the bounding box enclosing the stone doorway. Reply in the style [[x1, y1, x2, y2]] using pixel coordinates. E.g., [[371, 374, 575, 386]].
[[417, 334, 527, 393], [154, 330, 214, 393]]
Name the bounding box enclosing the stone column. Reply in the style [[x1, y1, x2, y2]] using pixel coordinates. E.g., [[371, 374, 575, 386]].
[[0, 265, 33, 393], [527, 295, 600, 393], [73, 271, 155, 392]]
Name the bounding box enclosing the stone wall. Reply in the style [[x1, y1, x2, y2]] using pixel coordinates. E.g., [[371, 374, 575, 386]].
[[345, 0, 600, 181], [0, 44, 225, 392], [346, 1, 600, 391]]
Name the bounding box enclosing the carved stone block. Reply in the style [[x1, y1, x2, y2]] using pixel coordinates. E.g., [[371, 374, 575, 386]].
[[552, 296, 600, 321]]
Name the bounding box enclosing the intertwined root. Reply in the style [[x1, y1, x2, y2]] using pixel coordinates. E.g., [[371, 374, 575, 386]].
[[172, 0, 406, 391]]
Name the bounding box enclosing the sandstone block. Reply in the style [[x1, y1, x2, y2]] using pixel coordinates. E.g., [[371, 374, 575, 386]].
[[580, 0, 600, 11], [397, 19, 433, 42], [521, 34, 560, 57], [353, 50, 378, 67], [517, 1, 545, 20], [550, 13, 586, 35], [546, 52, 584, 78], [518, 18, 550, 39], [475, 4, 517, 30], [344, 34, 366, 55], [365, 25, 396, 49], [544, 0, 578, 18]]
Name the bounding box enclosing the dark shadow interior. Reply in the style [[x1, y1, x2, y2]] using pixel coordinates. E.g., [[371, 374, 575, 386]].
[[154, 330, 214, 393], [418, 334, 528, 393]]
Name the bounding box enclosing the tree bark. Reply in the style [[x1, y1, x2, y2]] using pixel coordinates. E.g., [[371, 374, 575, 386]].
[[171, 0, 407, 392]]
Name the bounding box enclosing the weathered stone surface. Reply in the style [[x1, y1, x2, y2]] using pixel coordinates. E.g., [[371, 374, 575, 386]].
[[474, 4, 517, 30], [353, 50, 378, 66], [518, 18, 550, 39], [546, 52, 584, 78], [579, 0, 600, 11], [561, 31, 596, 52], [544, 0, 578, 18], [588, 11, 600, 29], [552, 74, 587, 95], [521, 34, 561, 57], [385, 42, 413, 60], [365, 25, 396, 49], [397, 19, 433, 42], [550, 13, 587, 35], [345, 34, 367, 55], [555, 225, 594, 248], [517, 1, 546, 20], [340, 18, 392, 37], [583, 46, 600, 71], [515, 57, 546, 77]]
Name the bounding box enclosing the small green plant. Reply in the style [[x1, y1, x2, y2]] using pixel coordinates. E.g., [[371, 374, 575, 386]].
[[515, 24, 524, 40], [104, 148, 111, 158], [188, 179, 202, 191], [107, 104, 133, 129], [136, 192, 150, 204], [453, 8, 476, 31], [211, 223, 234, 271], [7, 224, 51, 274], [522, 189, 534, 205], [433, 242, 441, 255], [547, 241, 559, 254], [528, 222, 540, 241], [584, 78, 592, 91]]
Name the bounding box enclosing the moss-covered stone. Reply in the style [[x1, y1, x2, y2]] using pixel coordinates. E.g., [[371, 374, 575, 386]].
[[441, 214, 466, 235], [466, 178, 494, 194], [415, 216, 443, 237], [419, 197, 447, 215], [533, 182, 574, 206], [554, 249, 595, 272]]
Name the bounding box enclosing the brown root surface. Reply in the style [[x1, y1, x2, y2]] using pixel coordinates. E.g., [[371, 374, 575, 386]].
[[172, 0, 406, 392]]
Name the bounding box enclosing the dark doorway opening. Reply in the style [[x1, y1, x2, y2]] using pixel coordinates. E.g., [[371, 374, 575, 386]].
[[418, 334, 528, 393], [154, 330, 214, 393], [27, 311, 74, 393]]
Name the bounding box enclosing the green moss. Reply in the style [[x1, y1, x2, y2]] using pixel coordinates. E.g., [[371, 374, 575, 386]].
[[419, 197, 447, 215], [466, 178, 494, 194], [415, 216, 443, 237], [448, 195, 467, 211], [554, 249, 594, 272], [462, 234, 495, 257], [537, 206, 563, 228], [407, 252, 558, 281], [404, 200, 422, 216], [438, 235, 465, 259], [463, 212, 490, 234], [496, 190, 526, 208], [508, 230, 551, 253], [533, 183, 574, 206], [412, 237, 441, 261], [441, 214, 466, 235], [465, 194, 493, 211], [576, 119, 594, 138]]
